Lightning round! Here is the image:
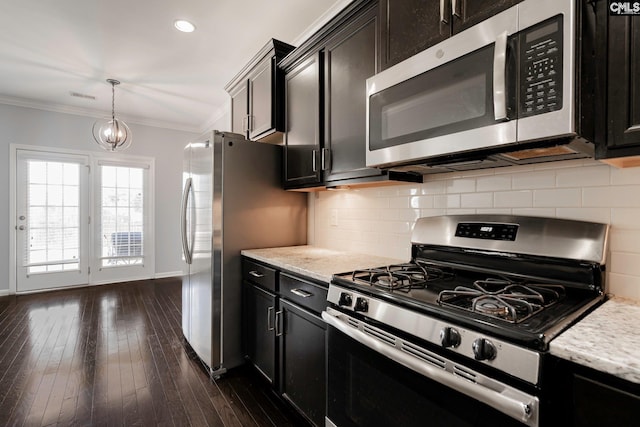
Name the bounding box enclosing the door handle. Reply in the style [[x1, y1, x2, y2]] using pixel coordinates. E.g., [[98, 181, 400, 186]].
[[440, 0, 448, 24], [180, 177, 193, 265], [18, 225, 25, 231], [452, 0, 460, 18], [275, 310, 283, 337], [321, 148, 330, 171], [312, 149, 318, 173], [493, 31, 509, 121], [267, 306, 275, 331]]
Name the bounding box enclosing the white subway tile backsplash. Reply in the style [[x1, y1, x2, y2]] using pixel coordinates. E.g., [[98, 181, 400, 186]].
[[583, 186, 640, 208], [556, 165, 610, 188], [611, 166, 640, 185], [311, 160, 640, 301], [461, 192, 493, 208], [494, 190, 533, 208], [533, 188, 581, 207], [434, 194, 461, 209], [421, 179, 447, 195], [611, 252, 640, 277], [511, 208, 556, 217], [512, 171, 556, 189], [608, 273, 640, 300], [610, 229, 640, 253], [409, 195, 434, 209], [446, 178, 476, 194], [556, 208, 611, 224], [611, 208, 640, 230], [476, 175, 512, 192]]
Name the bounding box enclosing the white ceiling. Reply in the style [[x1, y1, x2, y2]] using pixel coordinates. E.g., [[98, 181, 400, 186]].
[[0, 0, 350, 133]]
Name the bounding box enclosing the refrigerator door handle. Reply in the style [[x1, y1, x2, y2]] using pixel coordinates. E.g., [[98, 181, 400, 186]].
[[181, 177, 193, 265]]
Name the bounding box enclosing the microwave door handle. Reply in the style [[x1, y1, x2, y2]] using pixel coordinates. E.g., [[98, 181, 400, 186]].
[[493, 30, 509, 121]]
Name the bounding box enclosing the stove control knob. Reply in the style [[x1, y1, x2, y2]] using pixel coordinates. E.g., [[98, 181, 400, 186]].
[[338, 292, 353, 307], [439, 327, 461, 348], [472, 338, 497, 361], [354, 297, 369, 313]]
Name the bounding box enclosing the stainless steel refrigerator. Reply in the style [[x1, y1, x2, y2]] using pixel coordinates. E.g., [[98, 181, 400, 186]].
[[180, 131, 307, 376]]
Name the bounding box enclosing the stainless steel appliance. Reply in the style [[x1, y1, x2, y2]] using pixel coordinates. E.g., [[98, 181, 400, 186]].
[[366, 0, 597, 171], [324, 215, 609, 427], [180, 130, 306, 376]]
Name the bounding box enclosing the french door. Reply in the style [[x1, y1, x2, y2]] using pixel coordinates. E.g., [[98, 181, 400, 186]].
[[14, 148, 154, 293], [16, 150, 90, 292]]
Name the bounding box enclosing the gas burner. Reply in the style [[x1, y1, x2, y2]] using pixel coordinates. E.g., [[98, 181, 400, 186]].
[[349, 263, 450, 292], [437, 279, 565, 323]]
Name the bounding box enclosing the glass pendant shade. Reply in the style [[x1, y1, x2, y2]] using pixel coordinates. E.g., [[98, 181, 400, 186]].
[[92, 79, 133, 151]]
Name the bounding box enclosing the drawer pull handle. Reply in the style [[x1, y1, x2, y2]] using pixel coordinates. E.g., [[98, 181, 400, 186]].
[[249, 270, 264, 278], [290, 288, 313, 298]]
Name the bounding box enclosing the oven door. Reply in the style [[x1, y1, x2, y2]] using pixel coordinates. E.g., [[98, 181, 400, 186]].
[[323, 308, 538, 427], [366, 6, 518, 168]]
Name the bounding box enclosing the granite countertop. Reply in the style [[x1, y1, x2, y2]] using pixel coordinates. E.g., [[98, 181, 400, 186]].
[[241, 245, 405, 284], [549, 297, 640, 384]]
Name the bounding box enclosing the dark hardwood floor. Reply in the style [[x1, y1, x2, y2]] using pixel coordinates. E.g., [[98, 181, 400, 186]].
[[0, 278, 307, 427]]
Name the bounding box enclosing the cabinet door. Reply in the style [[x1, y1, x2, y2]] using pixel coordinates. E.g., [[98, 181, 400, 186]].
[[284, 53, 322, 188], [243, 282, 277, 384], [324, 5, 383, 183], [607, 15, 640, 151], [229, 81, 248, 137], [249, 55, 275, 140], [379, 0, 449, 70], [279, 299, 326, 427], [451, 0, 522, 35]]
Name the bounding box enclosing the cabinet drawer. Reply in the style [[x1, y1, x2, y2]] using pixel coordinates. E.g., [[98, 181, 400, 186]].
[[280, 273, 328, 314], [242, 259, 277, 292]]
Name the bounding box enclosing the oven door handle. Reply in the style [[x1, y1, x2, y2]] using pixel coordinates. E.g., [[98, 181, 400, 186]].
[[322, 310, 539, 427]]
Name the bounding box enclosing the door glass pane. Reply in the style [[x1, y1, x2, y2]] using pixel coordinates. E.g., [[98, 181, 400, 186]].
[[25, 161, 81, 274], [100, 165, 144, 267]]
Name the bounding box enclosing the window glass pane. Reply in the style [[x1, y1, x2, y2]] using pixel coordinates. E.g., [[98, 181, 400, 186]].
[[25, 160, 81, 269], [100, 165, 145, 265], [48, 185, 63, 206]]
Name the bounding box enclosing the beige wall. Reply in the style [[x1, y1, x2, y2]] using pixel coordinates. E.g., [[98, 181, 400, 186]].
[[309, 158, 640, 301]]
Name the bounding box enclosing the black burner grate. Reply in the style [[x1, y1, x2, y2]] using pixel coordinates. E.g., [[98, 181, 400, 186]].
[[437, 278, 565, 323]]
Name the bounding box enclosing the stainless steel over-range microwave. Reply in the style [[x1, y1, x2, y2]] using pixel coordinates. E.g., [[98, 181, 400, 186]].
[[366, 0, 597, 169]]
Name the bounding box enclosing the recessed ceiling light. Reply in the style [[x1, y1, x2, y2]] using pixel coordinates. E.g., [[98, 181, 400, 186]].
[[174, 19, 196, 33]]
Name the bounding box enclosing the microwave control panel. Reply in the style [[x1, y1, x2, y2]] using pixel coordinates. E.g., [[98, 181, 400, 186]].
[[519, 15, 563, 118]]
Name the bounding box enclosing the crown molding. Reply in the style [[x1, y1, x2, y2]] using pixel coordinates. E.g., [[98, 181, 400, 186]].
[[291, 0, 355, 46], [0, 94, 203, 133]]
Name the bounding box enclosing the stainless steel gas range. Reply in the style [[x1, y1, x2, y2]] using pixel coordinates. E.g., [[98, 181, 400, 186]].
[[323, 215, 609, 427]]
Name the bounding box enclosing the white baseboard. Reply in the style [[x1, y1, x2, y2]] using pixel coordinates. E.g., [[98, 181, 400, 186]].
[[155, 271, 183, 279], [0, 289, 9, 297]]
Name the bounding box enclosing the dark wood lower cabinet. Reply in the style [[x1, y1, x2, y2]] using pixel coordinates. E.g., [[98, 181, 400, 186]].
[[544, 355, 640, 426], [243, 281, 277, 384], [242, 258, 327, 426], [279, 299, 327, 427]]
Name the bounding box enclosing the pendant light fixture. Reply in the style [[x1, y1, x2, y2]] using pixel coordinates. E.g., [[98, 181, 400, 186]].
[[92, 79, 132, 151]]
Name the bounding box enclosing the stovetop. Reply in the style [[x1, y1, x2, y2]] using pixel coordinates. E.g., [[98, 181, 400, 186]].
[[331, 259, 603, 350]]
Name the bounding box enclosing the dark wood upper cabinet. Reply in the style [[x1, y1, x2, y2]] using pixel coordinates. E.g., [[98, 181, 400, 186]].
[[379, 0, 448, 70], [283, 53, 323, 189], [324, 4, 383, 183], [597, 13, 640, 161], [379, 0, 522, 70], [225, 39, 294, 142], [451, 0, 522, 35]]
